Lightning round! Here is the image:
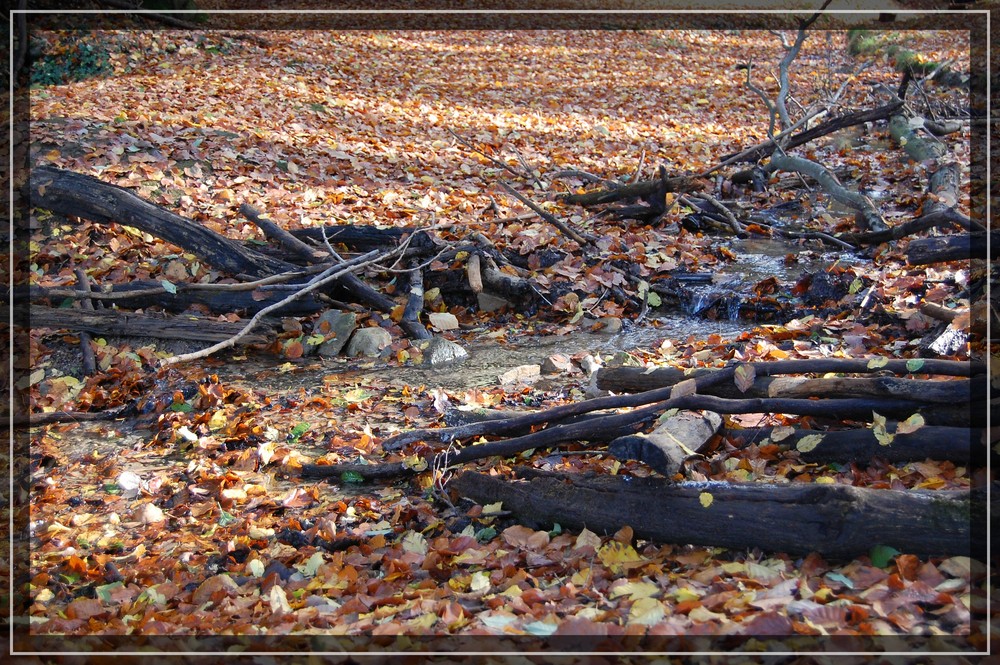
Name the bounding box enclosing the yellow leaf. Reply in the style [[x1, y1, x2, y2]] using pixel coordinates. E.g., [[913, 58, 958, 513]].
[[628, 597, 666, 625], [610, 580, 660, 600], [598, 541, 644, 574], [796, 434, 824, 453], [896, 413, 925, 435], [699, 492, 713, 508]]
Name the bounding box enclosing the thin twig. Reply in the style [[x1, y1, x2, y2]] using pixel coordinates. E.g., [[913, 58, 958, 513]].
[[160, 249, 389, 365], [447, 128, 533, 181], [497, 181, 590, 246]]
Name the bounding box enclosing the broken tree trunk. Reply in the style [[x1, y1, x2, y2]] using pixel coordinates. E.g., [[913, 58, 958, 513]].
[[29, 165, 294, 278], [31, 305, 275, 344], [594, 358, 984, 393], [449, 469, 985, 558]]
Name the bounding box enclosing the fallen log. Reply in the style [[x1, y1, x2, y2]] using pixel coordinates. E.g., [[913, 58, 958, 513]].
[[889, 113, 947, 162], [29, 166, 293, 278], [560, 174, 705, 207], [594, 358, 985, 394], [29, 280, 325, 316], [608, 410, 722, 477], [449, 469, 985, 558], [303, 394, 942, 482], [31, 305, 275, 344], [906, 233, 989, 265], [729, 426, 984, 465]]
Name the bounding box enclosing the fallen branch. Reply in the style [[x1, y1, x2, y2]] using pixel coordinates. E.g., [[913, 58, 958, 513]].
[[498, 181, 590, 246], [304, 394, 934, 482], [160, 249, 385, 365], [767, 153, 888, 232], [240, 203, 328, 263]]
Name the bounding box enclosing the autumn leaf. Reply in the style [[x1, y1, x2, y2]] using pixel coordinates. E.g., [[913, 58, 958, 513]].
[[872, 412, 894, 446], [796, 433, 824, 453], [597, 541, 644, 574], [896, 413, 925, 435]]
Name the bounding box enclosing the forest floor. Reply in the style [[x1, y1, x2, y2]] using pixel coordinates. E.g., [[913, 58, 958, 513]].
[[15, 18, 993, 656]]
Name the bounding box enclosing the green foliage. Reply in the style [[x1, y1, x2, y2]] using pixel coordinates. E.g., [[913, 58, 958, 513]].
[[31, 37, 112, 87]]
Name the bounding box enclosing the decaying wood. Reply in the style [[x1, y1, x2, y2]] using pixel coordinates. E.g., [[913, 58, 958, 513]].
[[608, 410, 722, 477], [29, 166, 293, 278], [907, 233, 989, 265], [449, 469, 985, 558], [594, 358, 984, 394], [31, 305, 275, 344], [560, 174, 705, 207], [730, 426, 984, 465]]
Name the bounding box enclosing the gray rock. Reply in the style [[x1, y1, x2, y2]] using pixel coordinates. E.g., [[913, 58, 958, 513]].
[[541, 353, 574, 374], [477, 292, 510, 312], [579, 354, 602, 375], [498, 364, 541, 386], [314, 310, 358, 357], [420, 336, 469, 366], [593, 317, 622, 334], [346, 327, 392, 357]]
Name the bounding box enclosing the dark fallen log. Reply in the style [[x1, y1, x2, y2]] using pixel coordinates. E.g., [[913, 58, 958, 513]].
[[906, 233, 988, 265], [450, 469, 985, 558], [31, 305, 275, 344], [290, 225, 434, 252], [29, 280, 325, 316], [599, 370, 974, 404], [29, 166, 294, 278], [729, 426, 984, 465], [594, 358, 985, 394], [378, 358, 983, 453], [560, 174, 705, 207], [758, 376, 975, 403]]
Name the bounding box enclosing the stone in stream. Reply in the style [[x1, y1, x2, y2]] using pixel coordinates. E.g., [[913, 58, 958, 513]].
[[346, 327, 392, 357], [419, 336, 469, 365], [313, 310, 358, 357], [541, 353, 575, 375]]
